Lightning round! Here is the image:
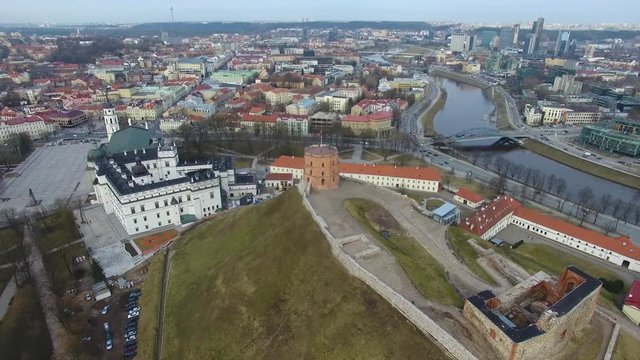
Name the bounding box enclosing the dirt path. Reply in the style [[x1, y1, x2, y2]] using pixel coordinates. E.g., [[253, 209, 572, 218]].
[[309, 180, 502, 296], [155, 248, 172, 360], [24, 225, 70, 359]]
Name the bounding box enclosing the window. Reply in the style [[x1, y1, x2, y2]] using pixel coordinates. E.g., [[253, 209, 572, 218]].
[[164, 199, 169, 206], [187, 195, 191, 201], [130, 207, 136, 214], [155, 201, 159, 209], [166, 211, 170, 216], [135, 227, 139, 232], [165, 161, 170, 167], [140, 205, 145, 212], [158, 222, 162, 226], [157, 213, 160, 218], [178, 196, 182, 203], [133, 219, 138, 224], [210, 191, 214, 199], [143, 216, 147, 221], [145, 225, 149, 230]]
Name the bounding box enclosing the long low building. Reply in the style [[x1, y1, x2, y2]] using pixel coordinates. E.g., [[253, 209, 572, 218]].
[[459, 195, 640, 272], [269, 155, 441, 193]]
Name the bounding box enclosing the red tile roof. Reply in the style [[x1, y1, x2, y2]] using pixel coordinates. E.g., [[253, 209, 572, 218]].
[[339, 163, 441, 182], [459, 196, 521, 236], [240, 113, 277, 124], [456, 187, 485, 204], [513, 206, 640, 261], [625, 280, 640, 309], [271, 155, 304, 169], [265, 173, 293, 181]]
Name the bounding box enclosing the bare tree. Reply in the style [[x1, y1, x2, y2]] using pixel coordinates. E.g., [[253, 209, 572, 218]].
[[612, 198, 625, 220], [603, 220, 618, 235], [545, 174, 556, 194], [576, 186, 595, 226], [594, 194, 613, 224], [490, 175, 508, 195]]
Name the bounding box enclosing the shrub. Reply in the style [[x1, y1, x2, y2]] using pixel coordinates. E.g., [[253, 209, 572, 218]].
[[599, 278, 624, 294]]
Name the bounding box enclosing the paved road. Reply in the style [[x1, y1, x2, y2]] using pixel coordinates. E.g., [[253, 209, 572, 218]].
[[308, 180, 502, 297]]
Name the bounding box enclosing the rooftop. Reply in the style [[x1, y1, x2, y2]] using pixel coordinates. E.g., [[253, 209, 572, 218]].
[[459, 196, 521, 236], [456, 187, 485, 204], [305, 145, 338, 157]]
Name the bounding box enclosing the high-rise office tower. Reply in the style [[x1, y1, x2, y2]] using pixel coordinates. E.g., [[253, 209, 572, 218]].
[[554, 31, 571, 57], [450, 32, 470, 52], [526, 17, 544, 54], [512, 24, 520, 45]]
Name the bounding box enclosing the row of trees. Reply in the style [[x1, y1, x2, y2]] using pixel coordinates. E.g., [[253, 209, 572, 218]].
[[467, 151, 640, 231]]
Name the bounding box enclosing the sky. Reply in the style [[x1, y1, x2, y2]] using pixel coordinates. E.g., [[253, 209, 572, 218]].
[[0, 0, 638, 25]]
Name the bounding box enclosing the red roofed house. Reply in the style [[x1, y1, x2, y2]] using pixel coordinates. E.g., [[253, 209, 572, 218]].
[[0, 107, 17, 121], [458, 196, 521, 239], [264, 173, 294, 190], [268, 155, 441, 193], [459, 195, 640, 273], [454, 187, 485, 208], [623, 280, 640, 325], [239, 113, 278, 132], [269, 156, 305, 179], [0, 115, 57, 143], [341, 111, 393, 136]]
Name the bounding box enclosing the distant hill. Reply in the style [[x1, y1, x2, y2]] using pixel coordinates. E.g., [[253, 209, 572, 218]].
[[159, 189, 447, 359]]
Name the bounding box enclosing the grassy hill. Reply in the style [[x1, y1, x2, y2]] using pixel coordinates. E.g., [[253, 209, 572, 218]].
[[161, 190, 448, 359]]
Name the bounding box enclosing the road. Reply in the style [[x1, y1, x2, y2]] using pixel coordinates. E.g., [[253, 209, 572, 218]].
[[399, 76, 440, 138]]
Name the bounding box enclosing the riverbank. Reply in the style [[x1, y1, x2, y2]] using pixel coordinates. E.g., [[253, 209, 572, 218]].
[[522, 139, 640, 191], [420, 89, 447, 137], [430, 69, 489, 88]]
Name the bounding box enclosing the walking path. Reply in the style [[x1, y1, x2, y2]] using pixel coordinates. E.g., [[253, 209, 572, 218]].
[[24, 225, 69, 358], [0, 277, 17, 320]]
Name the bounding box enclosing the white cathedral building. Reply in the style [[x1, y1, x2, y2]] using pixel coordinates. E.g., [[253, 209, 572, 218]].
[[89, 103, 256, 235]]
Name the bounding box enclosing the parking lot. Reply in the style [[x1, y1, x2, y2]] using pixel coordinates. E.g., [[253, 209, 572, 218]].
[[74, 287, 142, 359], [0, 143, 94, 211]]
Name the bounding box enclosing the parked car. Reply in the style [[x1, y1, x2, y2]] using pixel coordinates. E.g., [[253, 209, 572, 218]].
[[84, 293, 92, 301], [127, 311, 139, 319], [101, 305, 111, 315], [105, 339, 113, 351], [103, 322, 111, 332], [81, 335, 92, 342], [127, 306, 141, 313]]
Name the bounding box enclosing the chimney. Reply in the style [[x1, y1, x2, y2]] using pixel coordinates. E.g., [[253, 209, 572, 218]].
[[123, 150, 127, 155], [128, 180, 134, 187], [134, 149, 137, 155], [142, 148, 146, 154], [145, 122, 149, 130], [128, 118, 132, 126]]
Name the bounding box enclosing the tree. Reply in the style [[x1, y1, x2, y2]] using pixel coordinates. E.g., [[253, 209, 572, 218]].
[[594, 193, 613, 224], [442, 173, 453, 189], [576, 186, 595, 226], [91, 260, 106, 282], [176, 123, 196, 159], [555, 178, 568, 211]]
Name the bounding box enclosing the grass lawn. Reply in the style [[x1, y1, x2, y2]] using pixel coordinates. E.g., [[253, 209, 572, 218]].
[[420, 89, 447, 137], [564, 321, 606, 360], [233, 157, 254, 169], [42, 243, 87, 292], [613, 331, 640, 360], [448, 176, 497, 199], [381, 154, 429, 167], [162, 190, 448, 359], [345, 198, 463, 307], [136, 254, 165, 360], [35, 211, 79, 254], [361, 150, 382, 162], [522, 139, 640, 191], [394, 189, 432, 204], [338, 150, 354, 159], [447, 227, 497, 285], [0, 285, 53, 360], [425, 199, 445, 211], [494, 242, 623, 310]]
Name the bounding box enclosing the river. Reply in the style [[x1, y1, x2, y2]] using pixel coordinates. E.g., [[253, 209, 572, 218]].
[[432, 77, 636, 208]]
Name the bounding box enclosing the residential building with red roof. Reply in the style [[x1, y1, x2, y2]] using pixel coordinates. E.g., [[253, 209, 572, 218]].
[[454, 188, 485, 208], [459, 196, 521, 239], [239, 113, 278, 132], [459, 195, 640, 273], [277, 114, 309, 136], [623, 280, 640, 325], [351, 98, 408, 116], [265, 88, 293, 106], [268, 155, 441, 193], [264, 173, 293, 190], [0, 107, 17, 121], [341, 111, 393, 136], [0, 115, 58, 142]]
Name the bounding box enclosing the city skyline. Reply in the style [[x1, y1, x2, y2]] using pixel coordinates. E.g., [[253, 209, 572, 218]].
[[0, 0, 639, 25]]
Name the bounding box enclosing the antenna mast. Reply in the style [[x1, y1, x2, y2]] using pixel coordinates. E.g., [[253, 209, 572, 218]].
[[170, 1, 174, 22]]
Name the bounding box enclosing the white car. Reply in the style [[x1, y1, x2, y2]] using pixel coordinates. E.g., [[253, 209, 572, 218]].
[[128, 311, 140, 319], [105, 339, 113, 350]]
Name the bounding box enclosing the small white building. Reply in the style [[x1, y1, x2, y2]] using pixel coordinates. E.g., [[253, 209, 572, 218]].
[[453, 188, 485, 208]]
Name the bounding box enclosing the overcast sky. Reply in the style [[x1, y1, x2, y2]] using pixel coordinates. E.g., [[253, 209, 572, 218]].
[[1, 0, 638, 24]]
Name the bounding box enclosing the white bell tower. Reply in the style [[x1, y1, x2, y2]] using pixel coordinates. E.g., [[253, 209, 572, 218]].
[[103, 103, 119, 141]]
